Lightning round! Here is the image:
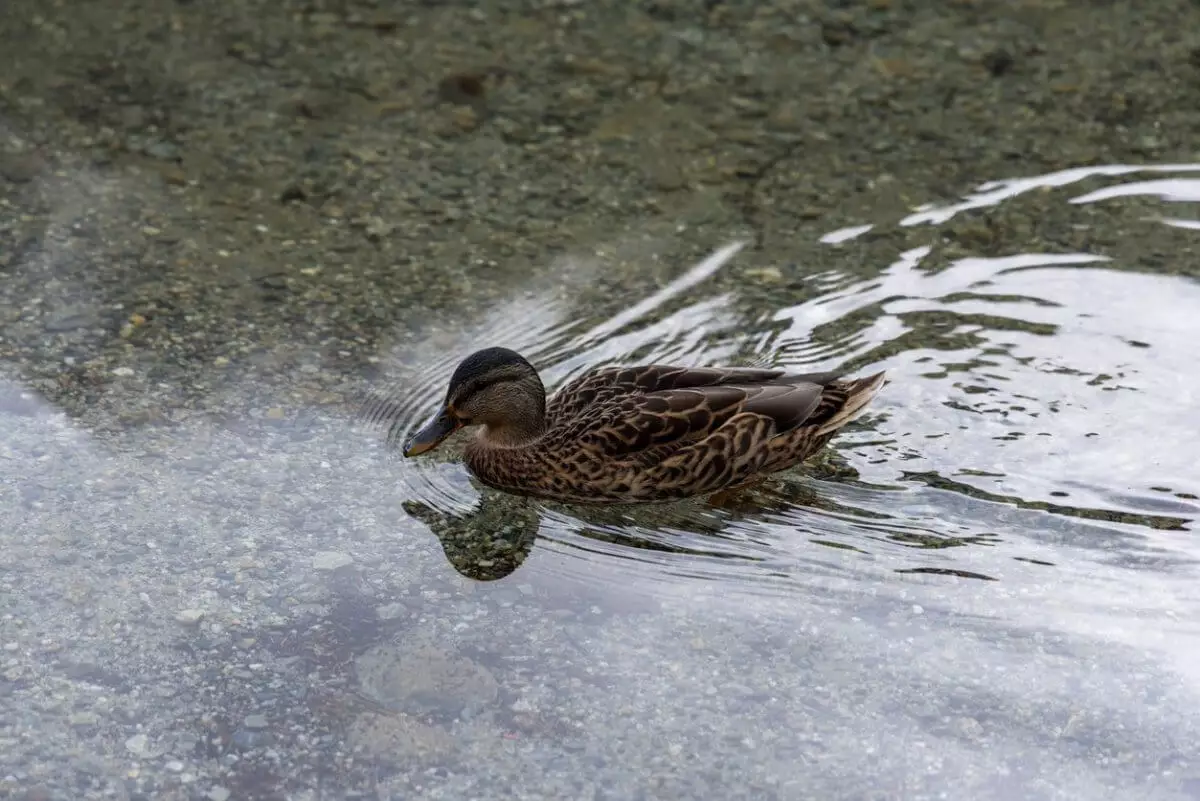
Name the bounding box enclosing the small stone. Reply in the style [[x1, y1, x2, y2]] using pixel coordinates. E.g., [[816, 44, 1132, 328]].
[[744, 266, 783, 283], [364, 217, 394, 241], [121, 105, 147, 128], [165, 760, 184, 773], [312, 551, 354, 571], [820, 19, 856, 47], [145, 140, 181, 161], [280, 184, 307, 203], [230, 727, 270, 751], [376, 602, 405, 621], [265, 406, 286, 420], [911, 604, 924, 615], [70, 712, 99, 726], [347, 712, 455, 765], [438, 72, 488, 105], [111, 367, 135, 377], [175, 609, 205, 626], [0, 151, 42, 183], [43, 309, 98, 332], [953, 716, 984, 740], [243, 714, 269, 730], [208, 788, 231, 801], [981, 48, 1015, 77], [161, 166, 187, 186], [648, 161, 685, 191], [450, 105, 480, 131], [125, 734, 149, 756]]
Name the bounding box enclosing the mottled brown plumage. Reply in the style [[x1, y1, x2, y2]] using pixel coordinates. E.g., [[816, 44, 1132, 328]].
[[402, 347, 886, 504]]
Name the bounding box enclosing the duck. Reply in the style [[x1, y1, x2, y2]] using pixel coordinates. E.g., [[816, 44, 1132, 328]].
[[400, 346, 886, 504]]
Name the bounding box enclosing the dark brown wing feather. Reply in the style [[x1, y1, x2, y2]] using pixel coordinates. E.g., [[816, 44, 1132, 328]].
[[643, 370, 886, 497], [545, 363, 792, 422], [548, 363, 843, 461], [580, 382, 826, 458], [804, 382, 850, 428]]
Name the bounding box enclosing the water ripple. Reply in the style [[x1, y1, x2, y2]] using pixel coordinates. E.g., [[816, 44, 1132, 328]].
[[364, 162, 1200, 601]]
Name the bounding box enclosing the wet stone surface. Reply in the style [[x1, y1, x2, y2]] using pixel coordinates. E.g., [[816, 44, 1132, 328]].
[[356, 641, 500, 720]]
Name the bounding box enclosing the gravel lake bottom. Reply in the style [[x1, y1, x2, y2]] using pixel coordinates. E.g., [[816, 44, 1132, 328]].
[[3, 1, 1200, 799]]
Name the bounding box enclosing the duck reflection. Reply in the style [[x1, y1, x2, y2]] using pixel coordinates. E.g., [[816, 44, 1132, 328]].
[[394, 416, 1014, 585], [401, 492, 540, 582], [400, 456, 860, 583]]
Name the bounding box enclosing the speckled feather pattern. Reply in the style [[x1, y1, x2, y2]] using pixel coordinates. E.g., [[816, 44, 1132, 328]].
[[463, 364, 886, 504]]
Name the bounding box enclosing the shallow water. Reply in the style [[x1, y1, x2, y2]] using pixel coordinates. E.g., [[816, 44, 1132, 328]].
[[388, 164, 1200, 579], [5, 163, 1200, 800]]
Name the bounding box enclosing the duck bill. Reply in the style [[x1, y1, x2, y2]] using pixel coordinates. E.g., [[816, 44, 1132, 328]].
[[403, 408, 461, 457]]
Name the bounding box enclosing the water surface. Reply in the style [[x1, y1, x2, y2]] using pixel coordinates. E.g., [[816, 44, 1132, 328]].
[[4, 163, 1200, 800]]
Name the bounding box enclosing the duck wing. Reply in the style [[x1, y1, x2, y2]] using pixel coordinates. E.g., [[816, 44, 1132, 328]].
[[564, 373, 840, 460], [546, 363, 832, 422]]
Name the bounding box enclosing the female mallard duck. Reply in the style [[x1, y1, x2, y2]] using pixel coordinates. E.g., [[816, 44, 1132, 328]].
[[402, 347, 886, 504]]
